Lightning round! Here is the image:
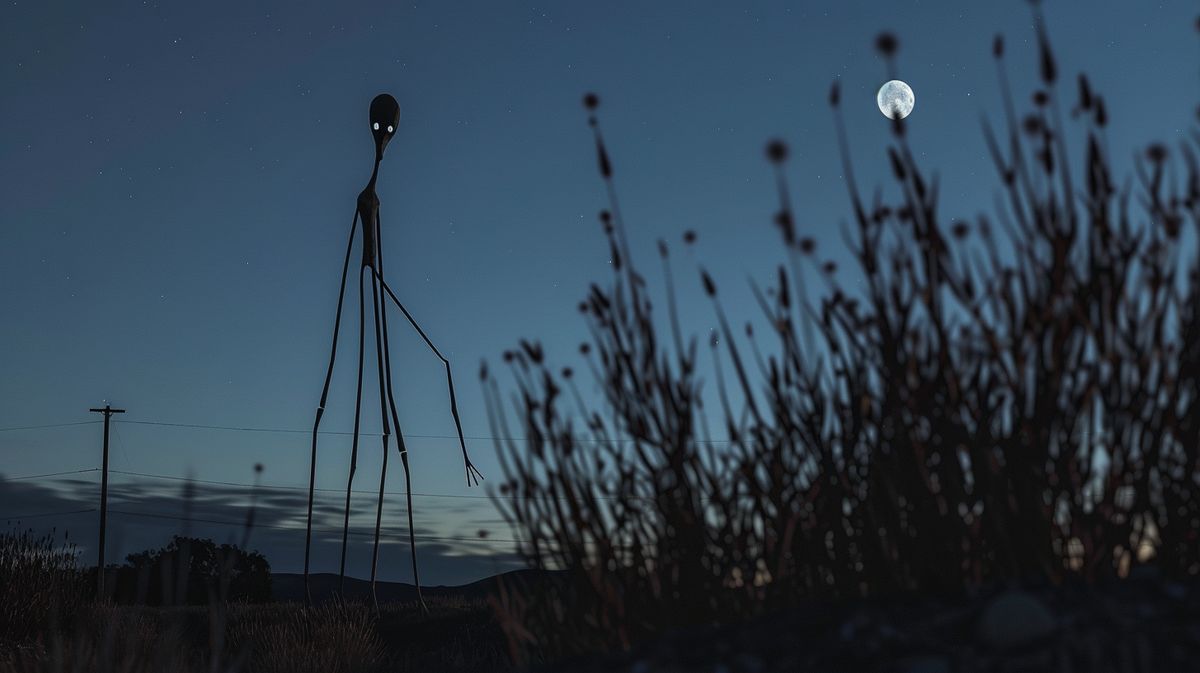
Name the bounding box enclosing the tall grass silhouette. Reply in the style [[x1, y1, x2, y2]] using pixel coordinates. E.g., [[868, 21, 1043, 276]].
[[0, 528, 85, 648], [484, 11, 1200, 661]]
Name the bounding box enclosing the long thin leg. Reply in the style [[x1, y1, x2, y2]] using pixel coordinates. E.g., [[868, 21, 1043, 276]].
[[374, 270, 483, 487], [305, 211, 358, 605], [368, 267, 392, 611], [394, 429, 426, 611], [373, 211, 430, 612], [379, 352, 426, 612], [338, 265, 368, 595]]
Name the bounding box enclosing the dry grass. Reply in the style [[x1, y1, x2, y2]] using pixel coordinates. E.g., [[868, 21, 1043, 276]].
[[0, 529, 85, 649], [0, 599, 506, 673], [484, 10, 1200, 663], [2, 605, 210, 673], [230, 602, 385, 673]]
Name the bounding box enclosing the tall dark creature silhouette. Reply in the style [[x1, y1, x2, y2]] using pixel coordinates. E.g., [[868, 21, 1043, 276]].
[[303, 93, 482, 609]]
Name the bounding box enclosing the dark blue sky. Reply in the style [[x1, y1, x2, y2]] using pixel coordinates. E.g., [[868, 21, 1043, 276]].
[[1, 1, 1196, 584]]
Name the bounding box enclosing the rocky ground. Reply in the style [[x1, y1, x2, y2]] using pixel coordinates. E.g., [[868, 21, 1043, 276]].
[[550, 567, 1200, 673]]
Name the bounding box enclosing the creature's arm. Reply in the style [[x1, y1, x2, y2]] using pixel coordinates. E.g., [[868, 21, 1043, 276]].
[[374, 269, 483, 486]]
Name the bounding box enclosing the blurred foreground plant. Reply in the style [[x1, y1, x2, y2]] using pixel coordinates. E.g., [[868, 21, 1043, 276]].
[[485, 14, 1200, 661]]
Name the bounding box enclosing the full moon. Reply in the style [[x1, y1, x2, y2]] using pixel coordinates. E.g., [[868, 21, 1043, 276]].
[[876, 80, 915, 120]]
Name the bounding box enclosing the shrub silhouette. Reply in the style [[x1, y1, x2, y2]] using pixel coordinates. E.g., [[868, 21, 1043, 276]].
[[111, 536, 272, 605], [484, 12, 1200, 660]]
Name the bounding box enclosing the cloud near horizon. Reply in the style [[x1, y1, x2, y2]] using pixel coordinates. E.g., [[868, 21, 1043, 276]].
[[0, 471, 522, 586]]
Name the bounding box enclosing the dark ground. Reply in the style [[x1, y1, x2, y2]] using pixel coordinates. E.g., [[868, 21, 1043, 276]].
[[5, 567, 1197, 671], [276, 567, 1200, 672], [546, 567, 1200, 673]]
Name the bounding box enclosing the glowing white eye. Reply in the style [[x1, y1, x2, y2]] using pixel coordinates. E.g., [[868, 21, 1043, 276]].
[[386, 125, 394, 133], [373, 122, 380, 131]]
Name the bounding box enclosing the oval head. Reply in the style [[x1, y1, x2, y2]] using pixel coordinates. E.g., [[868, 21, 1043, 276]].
[[370, 93, 401, 161]]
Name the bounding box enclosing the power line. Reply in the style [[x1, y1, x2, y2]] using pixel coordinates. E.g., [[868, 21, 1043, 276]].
[[116, 419, 481, 440], [109, 418, 463, 440], [2, 468, 99, 481], [117, 419, 357, 436], [2, 417, 719, 505], [108, 469, 495, 500], [106, 469, 659, 502], [3, 417, 736, 445], [0, 421, 101, 433], [2, 507, 97, 521], [114, 419, 734, 444]]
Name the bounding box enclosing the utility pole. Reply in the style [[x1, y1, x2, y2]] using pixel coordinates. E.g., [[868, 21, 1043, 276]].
[[89, 403, 124, 600]]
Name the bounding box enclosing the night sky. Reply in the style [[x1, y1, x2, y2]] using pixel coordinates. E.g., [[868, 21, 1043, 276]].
[[2, 1, 1196, 585]]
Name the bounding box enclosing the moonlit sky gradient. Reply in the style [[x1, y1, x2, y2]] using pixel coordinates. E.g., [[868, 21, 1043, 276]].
[[1, 1, 1196, 584]]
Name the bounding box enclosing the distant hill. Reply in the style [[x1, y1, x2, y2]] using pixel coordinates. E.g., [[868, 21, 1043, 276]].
[[270, 568, 556, 604]]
